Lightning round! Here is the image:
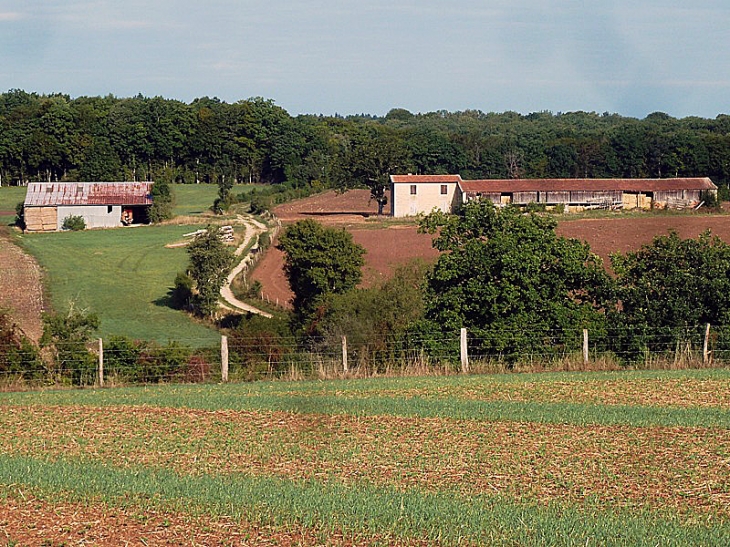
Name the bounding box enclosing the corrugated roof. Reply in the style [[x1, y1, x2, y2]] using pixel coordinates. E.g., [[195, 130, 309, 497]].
[[24, 182, 154, 207], [459, 178, 717, 194], [390, 174, 462, 184]]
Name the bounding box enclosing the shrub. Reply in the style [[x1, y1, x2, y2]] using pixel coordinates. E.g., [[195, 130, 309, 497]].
[[137, 341, 191, 383], [62, 215, 86, 231], [700, 189, 720, 208], [40, 307, 99, 385], [170, 272, 194, 310], [14, 202, 25, 230], [0, 310, 44, 379]]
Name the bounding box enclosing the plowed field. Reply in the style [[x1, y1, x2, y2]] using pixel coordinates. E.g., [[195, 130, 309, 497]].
[[1, 370, 729, 545], [257, 191, 730, 307]]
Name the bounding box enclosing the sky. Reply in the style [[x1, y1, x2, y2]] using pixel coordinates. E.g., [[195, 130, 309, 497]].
[[1, 0, 729, 119]]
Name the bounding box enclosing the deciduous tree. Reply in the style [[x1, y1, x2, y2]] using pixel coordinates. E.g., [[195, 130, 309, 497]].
[[277, 219, 365, 331], [418, 201, 611, 360], [186, 227, 234, 317]]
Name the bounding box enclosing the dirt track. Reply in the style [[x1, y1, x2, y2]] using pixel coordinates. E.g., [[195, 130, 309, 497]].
[[255, 191, 730, 307], [0, 229, 45, 341]]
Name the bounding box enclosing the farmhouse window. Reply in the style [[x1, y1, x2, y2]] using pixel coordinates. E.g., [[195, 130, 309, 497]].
[[441, 185, 448, 195], [410, 185, 417, 195]]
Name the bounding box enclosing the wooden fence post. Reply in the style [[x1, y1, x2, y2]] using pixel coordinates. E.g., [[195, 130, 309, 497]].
[[583, 329, 589, 364], [703, 323, 711, 364], [342, 335, 348, 373], [460, 328, 469, 373], [97, 338, 104, 388], [221, 335, 229, 382]]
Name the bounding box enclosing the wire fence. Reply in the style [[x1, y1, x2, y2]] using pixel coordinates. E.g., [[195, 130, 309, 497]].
[[2, 323, 729, 389]]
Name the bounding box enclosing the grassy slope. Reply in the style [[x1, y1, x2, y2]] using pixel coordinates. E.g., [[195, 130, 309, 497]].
[[18, 224, 219, 345], [2, 183, 260, 345]]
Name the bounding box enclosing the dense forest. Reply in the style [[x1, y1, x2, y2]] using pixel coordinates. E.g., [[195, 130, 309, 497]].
[[2, 89, 730, 191]]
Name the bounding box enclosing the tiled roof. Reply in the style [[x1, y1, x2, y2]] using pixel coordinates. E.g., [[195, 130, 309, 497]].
[[24, 182, 154, 207], [459, 178, 717, 194], [390, 174, 462, 184]]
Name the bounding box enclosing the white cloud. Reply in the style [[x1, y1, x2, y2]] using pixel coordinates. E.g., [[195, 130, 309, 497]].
[[0, 12, 25, 21]]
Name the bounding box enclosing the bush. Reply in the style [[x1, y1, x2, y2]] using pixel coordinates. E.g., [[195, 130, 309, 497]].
[[14, 202, 25, 229], [0, 310, 44, 379], [40, 307, 99, 385], [62, 215, 86, 231], [137, 341, 191, 383], [170, 272, 194, 310], [149, 180, 174, 223]]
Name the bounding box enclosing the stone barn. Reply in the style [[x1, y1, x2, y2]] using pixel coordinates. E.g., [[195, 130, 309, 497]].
[[23, 182, 154, 232]]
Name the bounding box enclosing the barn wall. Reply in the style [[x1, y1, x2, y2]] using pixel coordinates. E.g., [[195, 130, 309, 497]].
[[57, 205, 122, 229], [24, 207, 57, 232], [544, 191, 570, 204], [513, 192, 538, 204]]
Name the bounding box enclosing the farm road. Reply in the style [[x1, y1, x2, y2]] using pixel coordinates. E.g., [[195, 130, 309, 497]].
[[219, 215, 273, 318]]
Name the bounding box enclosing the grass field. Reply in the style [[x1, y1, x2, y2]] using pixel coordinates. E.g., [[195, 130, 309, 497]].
[[1, 368, 728, 545], [17, 224, 220, 345], [0, 186, 25, 225], [172, 183, 260, 216]]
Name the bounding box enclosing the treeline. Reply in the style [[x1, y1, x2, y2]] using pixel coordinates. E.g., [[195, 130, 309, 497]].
[[2, 90, 730, 191]]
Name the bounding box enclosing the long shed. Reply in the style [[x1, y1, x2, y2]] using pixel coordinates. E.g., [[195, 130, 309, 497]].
[[389, 175, 717, 216], [23, 182, 154, 232]]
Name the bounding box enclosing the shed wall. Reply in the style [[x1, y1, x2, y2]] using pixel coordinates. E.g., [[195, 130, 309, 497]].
[[57, 205, 122, 230]]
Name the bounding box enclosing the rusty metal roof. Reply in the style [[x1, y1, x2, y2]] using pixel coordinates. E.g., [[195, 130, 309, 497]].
[[24, 182, 154, 207], [459, 178, 717, 194]]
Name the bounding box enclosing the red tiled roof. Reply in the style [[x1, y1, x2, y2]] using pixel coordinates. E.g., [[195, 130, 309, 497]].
[[459, 178, 717, 194], [390, 174, 462, 184], [24, 182, 154, 207]]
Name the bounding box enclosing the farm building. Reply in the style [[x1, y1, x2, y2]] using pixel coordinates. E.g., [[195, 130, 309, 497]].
[[390, 175, 717, 217], [23, 182, 154, 232]]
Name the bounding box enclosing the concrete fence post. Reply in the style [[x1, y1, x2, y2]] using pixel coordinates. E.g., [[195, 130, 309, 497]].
[[342, 335, 348, 373], [221, 335, 229, 382], [583, 329, 589, 364], [97, 338, 104, 388], [703, 323, 711, 364], [460, 328, 469, 373]]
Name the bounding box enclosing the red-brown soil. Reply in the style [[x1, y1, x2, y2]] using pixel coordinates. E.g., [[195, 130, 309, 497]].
[[251, 226, 437, 308], [557, 213, 730, 267], [256, 191, 730, 308], [273, 189, 382, 223], [0, 229, 45, 341]]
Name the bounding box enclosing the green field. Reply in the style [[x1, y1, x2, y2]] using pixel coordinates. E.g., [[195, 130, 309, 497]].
[[18, 224, 220, 345], [0, 369, 728, 545], [172, 182, 260, 216], [0, 185, 26, 225]]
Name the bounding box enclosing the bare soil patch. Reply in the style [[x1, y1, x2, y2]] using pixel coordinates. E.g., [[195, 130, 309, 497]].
[[557, 213, 730, 267], [273, 189, 381, 224], [0, 229, 45, 341]]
